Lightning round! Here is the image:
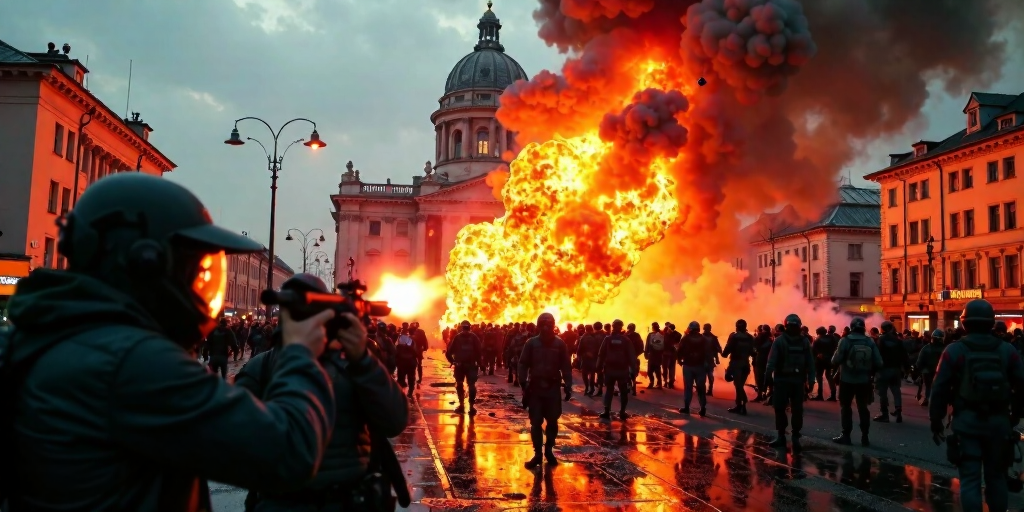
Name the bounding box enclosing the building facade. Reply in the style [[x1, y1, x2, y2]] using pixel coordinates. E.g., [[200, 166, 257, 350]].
[[865, 91, 1024, 333], [742, 185, 882, 315], [331, 2, 524, 286], [0, 39, 175, 311], [225, 245, 295, 319]]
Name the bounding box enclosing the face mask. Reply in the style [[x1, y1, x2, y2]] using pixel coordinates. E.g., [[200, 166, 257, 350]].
[[192, 251, 227, 323]]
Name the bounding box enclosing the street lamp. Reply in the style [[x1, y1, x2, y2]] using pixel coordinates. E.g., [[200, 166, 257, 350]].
[[285, 228, 326, 273], [224, 117, 326, 309], [926, 236, 935, 293]]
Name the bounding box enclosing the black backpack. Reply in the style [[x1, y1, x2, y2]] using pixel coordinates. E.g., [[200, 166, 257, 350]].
[[779, 336, 808, 376], [604, 334, 630, 371], [958, 339, 1011, 414]]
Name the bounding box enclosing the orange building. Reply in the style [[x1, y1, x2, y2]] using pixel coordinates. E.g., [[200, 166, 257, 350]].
[[865, 91, 1023, 332], [0, 39, 175, 307], [225, 244, 295, 319]]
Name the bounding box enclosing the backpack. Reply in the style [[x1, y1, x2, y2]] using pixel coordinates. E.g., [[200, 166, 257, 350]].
[[604, 334, 629, 371], [454, 333, 477, 365], [847, 341, 874, 371], [779, 337, 808, 375], [958, 340, 1010, 413], [647, 332, 665, 351]]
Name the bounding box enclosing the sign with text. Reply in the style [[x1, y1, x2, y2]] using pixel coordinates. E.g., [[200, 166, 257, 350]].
[[935, 289, 983, 302]]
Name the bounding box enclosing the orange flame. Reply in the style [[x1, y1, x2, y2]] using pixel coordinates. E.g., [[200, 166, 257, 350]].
[[370, 267, 446, 320]]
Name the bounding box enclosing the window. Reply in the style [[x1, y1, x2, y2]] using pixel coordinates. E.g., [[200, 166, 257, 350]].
[[396, 220, 409, 237], [921, 219, 931, 241], [888, 188, 897, 207], [950, 212, 961, 238], [926, 265, 935, 292], [850, 272, 862, 298], [1007, 255, 1020, 288], [969, 109, 979, 128], [801, 246, 807, 263], [477, 130, 489, 155], [965, 259, 978, 288], [452, 130, 463, 158], [890, 268, 901, 294], [812, 273, 821, 298], [251, 288, 257, 305], [1005, 156, 1017, 179], [368, 220, 382, 236], [988, 161, 999, 183], [920, 179, 930, 199], [785, 249, 790, 255], [1006, 202, 1017, 230], [951, 261, 963, 289], [889, 225, 899, 248], [909, 265, 919, 293], [43, 237, 55, 268], [989, 204, 1001, 232], [990, 257, 1002, 289], [949, 171, 959, 192], [1000, 117, 1013, 130], [909, 221, 919, 245], [47, 180, 59, 213], [60, 187, 71, 215], [53, 123, 64, 155], [962, 168, 973, 189], [65, 130, 76, 162], [776, 252, 781, 265], [847, 243, 863, 261], [802, 275, 808, 298], [909, 182, 918, 201], [964, 209, 975, 236], [812, 244, 819, 261]]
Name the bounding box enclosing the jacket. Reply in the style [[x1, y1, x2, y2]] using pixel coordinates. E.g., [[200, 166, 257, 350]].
[[831, 333, 883, 384], [517, 334, 572, 394], [915, 342, 944, 375], [676, 331, 712, 368], [6, 269, 335, 512], [765, 331, 815, 385], [722, 331, 755, 369]]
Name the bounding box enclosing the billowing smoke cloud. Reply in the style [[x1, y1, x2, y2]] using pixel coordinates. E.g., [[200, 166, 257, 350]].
[[598, 88, 689, 191]]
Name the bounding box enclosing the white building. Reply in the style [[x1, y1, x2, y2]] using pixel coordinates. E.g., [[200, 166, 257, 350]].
[[741, 185, 883, 315], [330, 2, 525, 285]]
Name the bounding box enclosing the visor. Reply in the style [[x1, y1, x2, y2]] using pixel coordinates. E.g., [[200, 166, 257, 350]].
[[193, 251, 228, 320], [175, 224, 264, 254]]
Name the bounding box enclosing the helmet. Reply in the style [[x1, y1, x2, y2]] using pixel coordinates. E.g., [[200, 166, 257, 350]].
[[850, 317, 866, 333], [687, 321, 700, 332], [735, 319, 747, 331], [784, 314, 801, 329], [57, 173, 261, 344], [880, 321, 894, 332], [931, 329, 945, 339], [994, 321, 1008, 334], [612, 319, 624, 330], [960, 299, 995, 333], [816, 326, 827, 335], [594, 321, 603, 330], [460, 320, 471, 331], [537, 312, 556, 332]]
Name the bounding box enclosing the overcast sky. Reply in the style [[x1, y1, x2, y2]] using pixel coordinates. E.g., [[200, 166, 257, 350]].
[[3, 0, 1021, 271]]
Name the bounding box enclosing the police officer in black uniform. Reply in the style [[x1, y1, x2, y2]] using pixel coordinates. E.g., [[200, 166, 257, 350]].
[[204, 318, 238, 378], [812, 326, 838, 401], [3, 174, 337, 510], [722, 319, 755, 415], [447, 320, 483, 415], [517, 312, 573, 470], [765, 314, 815, 452], [677, 321, 712, 417], [875, 321, 909, 423], [598, 319, 636, 421]]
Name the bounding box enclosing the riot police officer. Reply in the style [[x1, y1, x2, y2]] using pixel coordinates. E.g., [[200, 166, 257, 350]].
[[204, 318, 238, 378], [930, 299, 1024, 512], [598, 320, 636, 420], [875, 321, 909, 423], [765, 314, 815, 452], [645, 322, 666, 389], [915, 328, 945, 406], [3, 174, 338, 510], [517, 313, 573, 469], [626, 323, 643, 396], [722, 319, 755, 415], [812, 326, 838, 401], [831, 317, 883, 446], [447, 320, 483, 414], [703, 323, 721, 396], [577, 323, 603, 396], [677, 321, 712, 417], [753, 324, 773, 402]]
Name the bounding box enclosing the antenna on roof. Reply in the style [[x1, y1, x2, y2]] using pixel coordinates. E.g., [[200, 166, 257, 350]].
[[84, 55, 89, 90], [124, 59, 133, 120]]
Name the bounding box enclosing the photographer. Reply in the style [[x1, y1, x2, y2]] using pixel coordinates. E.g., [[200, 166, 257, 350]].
[[2, 174, 336, 511], [236, 274, 409, 512]]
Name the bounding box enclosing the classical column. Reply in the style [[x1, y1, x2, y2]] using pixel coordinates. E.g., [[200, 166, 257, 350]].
[[413, 214, 427, 268], [383, 217, 395, 269], [441, 121, 449, 161], [489, 118, 496, 157], [435, 125, 441, 164], [348, 215, 362, 279], [462, 118, 471, 158]]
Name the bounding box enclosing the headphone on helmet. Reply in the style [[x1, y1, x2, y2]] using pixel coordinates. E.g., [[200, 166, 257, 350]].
[[57, 210, 169, 278]]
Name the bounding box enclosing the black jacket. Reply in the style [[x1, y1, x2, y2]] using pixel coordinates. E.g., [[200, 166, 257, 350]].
[[6, 269, 335, 512]]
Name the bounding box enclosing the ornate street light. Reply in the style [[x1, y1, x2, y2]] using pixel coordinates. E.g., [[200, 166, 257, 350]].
[[286, 228, 327, 274]]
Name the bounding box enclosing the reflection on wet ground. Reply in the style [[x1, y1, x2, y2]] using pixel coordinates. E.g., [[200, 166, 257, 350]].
[[401, 357, 975, 511]]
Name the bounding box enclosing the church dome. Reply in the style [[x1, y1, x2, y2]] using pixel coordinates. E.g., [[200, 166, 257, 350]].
[[443, 1, 527, 95]]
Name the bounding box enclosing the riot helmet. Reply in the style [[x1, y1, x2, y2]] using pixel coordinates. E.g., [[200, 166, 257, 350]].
[[931, 328, 945, 340], [783, 314, 801, 335], [687, 321, 700, 332], [460, 320, 471, 331], [537, 312, 556, 335], [850, 317, 866, 333], [960, 299, 995, 333], [735, 319, 747, 331], [57, 173, 261, 345], [880, 321, 895, 333], [994, 321, 1008, 335], [594, 321, 603, 330]]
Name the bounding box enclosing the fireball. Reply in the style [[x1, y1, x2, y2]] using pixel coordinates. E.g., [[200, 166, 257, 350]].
[[370, 268, 446, 320]]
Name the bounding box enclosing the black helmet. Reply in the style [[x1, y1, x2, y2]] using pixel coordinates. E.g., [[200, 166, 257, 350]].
[[57, 173, 261, 344], [960, 299, 995, 333], [784, 314, 801, 329], [612, 319, 624, 330], [687, 321, 700, 332], [537, 312, 555, 331], [816, 326, 827, 335], [735, 319, 747, 331], [994, 321, 1008, 334], [850, 317, 866, 333], [460, 320, 471, 331], [881, 321, 894, 333], [931, 328, 945, 339]]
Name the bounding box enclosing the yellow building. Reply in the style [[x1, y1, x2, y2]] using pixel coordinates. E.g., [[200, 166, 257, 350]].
[[865, 91, 1023, 333]]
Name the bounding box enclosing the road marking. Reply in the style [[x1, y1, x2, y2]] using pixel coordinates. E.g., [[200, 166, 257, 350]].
[[413, 386, 455, 500]]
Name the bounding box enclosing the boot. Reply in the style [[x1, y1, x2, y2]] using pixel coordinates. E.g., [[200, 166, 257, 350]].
[[699, 407, 707, 418], [727, 405, 742, 414], [768, 432, 787, 449], [707, 385, 714, 397], [525, 451, 543, 470], [545, 447, 558, 465], [599, 409, 612, 420], [894, 407, 903, 424], [647, 382, 654, 389], [678, 407, 690, 414], [740, 404, 748, 415], [454, 399, 465, 414], [873, 409, 889, 423], [753, 394, 764, 403], [632, 385, 638, 397], [792, 434, 802, 454], [407, 389, 414, 399], [619, 411, 629, 421], [832, 433, 852, 445], [861, 433, 870, 446]]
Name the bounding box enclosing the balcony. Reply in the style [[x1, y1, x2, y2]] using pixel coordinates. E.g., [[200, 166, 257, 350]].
[[360, 183, 416, 195]]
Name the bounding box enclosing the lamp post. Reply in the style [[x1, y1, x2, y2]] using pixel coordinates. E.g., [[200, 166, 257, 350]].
[[224, 117, 325, 310], [71, 106, 97, 208], [311, 251, 330, 282], [286, 228, 326, 273], [926, 236, 935, 293]]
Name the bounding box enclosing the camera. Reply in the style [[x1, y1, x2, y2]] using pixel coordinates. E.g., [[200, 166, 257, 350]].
[[261, 275, 391, 335]]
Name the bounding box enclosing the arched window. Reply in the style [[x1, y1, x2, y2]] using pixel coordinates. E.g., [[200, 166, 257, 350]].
[[477, 130, 489, 155], [506, 132, 514, 155], [452, 130, 463, 158]]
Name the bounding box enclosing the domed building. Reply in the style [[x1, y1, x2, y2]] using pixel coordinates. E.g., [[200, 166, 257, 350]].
[[330, 1, 526, 285]]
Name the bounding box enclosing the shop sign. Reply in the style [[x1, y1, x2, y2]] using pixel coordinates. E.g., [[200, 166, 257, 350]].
[[936, 289, 983, 302], [0, 276, 20, 286]]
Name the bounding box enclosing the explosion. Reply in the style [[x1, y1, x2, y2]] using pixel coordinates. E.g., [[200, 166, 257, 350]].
[[441, 0, 1018, 327], [370, 268, 446, 320]]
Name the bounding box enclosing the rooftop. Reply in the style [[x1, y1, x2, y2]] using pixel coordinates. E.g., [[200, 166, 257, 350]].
[[746, 185, 881, 242]]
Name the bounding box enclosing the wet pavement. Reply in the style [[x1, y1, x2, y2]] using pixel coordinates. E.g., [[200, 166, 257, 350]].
[[211, 350, 1024, 511]]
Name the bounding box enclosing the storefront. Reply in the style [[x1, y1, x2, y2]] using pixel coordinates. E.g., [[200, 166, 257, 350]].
[[935, 289, 1023, 331], [0, 255, 32, 324]]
